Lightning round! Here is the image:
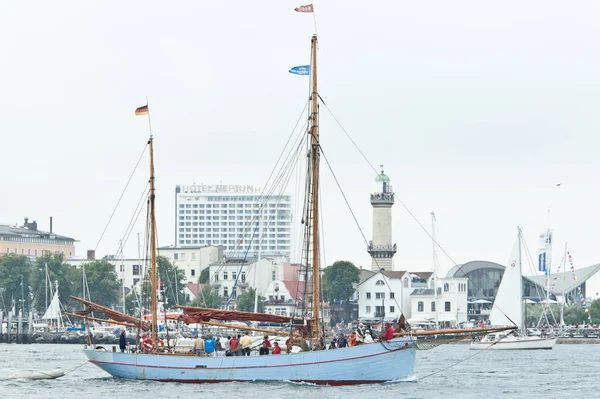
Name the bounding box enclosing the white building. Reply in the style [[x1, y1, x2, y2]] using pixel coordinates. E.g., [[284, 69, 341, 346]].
[[356, 270, 410, 322], [208, 256, 287, 305], [263, 280, 301, 317], [356, 269, 468, 326], [409, 277, 468, 327], [158, 245, 223, 283], [175, 184, 293, 258]]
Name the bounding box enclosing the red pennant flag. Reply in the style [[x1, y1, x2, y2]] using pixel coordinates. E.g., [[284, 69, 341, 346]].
[[294, 4, 314, 13]]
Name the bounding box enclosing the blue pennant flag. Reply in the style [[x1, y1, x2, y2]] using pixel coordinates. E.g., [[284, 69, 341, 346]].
[[289, 65, 310, 75]]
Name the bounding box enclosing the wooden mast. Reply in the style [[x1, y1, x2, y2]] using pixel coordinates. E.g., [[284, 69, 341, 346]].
[[149, 135, 158, 344], [309, 34, 321, 340]]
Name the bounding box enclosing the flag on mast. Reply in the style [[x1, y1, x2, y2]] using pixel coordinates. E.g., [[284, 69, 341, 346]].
[[135, 105, 149, 115], [289, 65, 310, 75], [294, 4, 314, 13]]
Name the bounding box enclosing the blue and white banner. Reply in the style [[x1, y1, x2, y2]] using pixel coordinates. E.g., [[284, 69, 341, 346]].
[[289, 65, 310, 75], [538, 230, 552, 272]]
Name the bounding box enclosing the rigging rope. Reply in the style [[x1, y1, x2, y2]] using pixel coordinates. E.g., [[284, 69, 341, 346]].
[[94, 142, 148, 252]]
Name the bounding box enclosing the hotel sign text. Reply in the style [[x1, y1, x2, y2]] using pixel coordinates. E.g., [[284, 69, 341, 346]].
[[181, 184, 261, 194]]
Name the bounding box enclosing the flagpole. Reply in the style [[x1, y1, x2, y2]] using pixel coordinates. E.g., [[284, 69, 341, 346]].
[[312, 2, 318, 36], [146, 96, 153, 138]]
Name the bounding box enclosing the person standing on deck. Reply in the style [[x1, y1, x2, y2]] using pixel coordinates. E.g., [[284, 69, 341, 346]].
[[383, 323, 394, 340], [193, 335, 205, 357], [356, 323, 365, 345], [229, 335, 239, 356], [119, 330, 127, 353], [205, 335, 217, 357], [240, 332, 253, 356]]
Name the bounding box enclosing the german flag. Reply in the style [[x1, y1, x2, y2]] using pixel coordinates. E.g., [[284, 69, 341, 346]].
[[135, 105, 149, 115]]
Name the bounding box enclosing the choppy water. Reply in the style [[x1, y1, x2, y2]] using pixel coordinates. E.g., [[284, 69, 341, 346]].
[[0, 343, 597, 399]]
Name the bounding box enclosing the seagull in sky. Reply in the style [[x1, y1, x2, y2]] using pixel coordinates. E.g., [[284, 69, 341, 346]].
[[556, 183, 561, 186]]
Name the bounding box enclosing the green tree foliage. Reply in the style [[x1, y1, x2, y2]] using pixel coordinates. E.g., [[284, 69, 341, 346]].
[[322, 260, 360, 303], [72, 260, 120, 308], [124, 290, 143, 317], [140, 256, 186, 308], [236, 287, 265, 313], [191, 286, 222, 309], [30, 253, 77, 312], [0, 254, 31, 312], [589, 299, 600, 321], [199, 268, 210, 284]]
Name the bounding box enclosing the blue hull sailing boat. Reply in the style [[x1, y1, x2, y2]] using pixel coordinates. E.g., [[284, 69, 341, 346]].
[[73, 34, 418, 385]]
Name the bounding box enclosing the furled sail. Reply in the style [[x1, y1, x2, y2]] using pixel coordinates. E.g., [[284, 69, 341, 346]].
[[176, 305, 293, 324], [42, 291, 61, 320]]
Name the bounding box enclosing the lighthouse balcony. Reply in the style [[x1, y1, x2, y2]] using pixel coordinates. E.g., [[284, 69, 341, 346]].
[[367, 243, 397, 258], [370, 192, 394, 205]]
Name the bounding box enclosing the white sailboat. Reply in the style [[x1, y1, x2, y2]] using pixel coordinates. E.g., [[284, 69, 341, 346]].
[[470, 227, 557, 350]]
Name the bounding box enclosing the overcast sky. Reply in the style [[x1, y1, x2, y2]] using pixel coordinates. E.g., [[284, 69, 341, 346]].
[[2, 1, 600, 297]]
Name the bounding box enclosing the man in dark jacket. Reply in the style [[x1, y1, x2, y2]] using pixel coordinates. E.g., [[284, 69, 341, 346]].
[[119, 330, 127, 353]]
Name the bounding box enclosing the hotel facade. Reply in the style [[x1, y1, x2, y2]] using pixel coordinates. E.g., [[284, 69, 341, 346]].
[[175, 184, 293, 259]]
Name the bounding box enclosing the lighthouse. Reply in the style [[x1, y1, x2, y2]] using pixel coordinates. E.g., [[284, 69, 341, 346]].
[[368, 169, 397, 271]]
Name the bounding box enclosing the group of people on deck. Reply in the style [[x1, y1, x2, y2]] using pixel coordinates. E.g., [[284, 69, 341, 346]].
[[330, 322, 395, 349], [192, 322, 396, 356]]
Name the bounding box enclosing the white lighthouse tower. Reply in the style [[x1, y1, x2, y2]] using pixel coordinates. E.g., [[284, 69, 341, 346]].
[[368, 168, 397, 271]]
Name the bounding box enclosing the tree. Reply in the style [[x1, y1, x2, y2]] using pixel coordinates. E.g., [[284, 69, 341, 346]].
[[322, 260, 360, 304], [198, 268, 210, 284], [72, 260, 120, 309], [236, 287, 265, 313], [30, 253, 77, 312], [191, 286, 222, 309], [0, 254, 31, 313], [140, 256, 186, 308]]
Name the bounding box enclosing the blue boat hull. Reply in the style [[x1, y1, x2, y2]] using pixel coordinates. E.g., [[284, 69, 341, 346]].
[[84, 337, 416, 385]]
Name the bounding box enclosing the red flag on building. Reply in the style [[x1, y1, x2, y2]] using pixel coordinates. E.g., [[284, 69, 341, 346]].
[[135, 105, 149, 115], [294, 4, 314, 13]]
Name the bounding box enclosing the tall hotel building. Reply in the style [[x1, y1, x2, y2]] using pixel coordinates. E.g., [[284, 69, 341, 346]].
[[175, 184, 293, 258]]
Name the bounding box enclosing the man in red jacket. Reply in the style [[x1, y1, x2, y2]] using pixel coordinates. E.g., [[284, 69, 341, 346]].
[[383, 323, 394, 340], [229, 335, 239, 356]]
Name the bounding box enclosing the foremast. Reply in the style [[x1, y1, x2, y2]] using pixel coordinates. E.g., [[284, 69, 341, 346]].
[[149, 135, 158, 344], [309, 34, 321, 340]]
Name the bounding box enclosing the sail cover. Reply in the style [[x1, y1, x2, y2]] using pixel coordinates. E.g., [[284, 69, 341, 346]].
[[177, 306, 293, 324], [42, 291, 61, 320], [71, 296, 151, 330], [489, 238, 523, 329]]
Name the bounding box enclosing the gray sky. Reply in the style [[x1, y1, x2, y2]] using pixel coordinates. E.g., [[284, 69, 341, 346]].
[[2, 1, 600, 297]]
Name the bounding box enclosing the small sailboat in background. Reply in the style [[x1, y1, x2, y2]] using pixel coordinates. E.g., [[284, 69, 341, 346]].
[[470, 227, 557, 350]]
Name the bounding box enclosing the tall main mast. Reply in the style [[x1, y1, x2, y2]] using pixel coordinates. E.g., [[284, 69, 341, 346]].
[[309, 34, 320, 339], [149, 136, 158, 344]]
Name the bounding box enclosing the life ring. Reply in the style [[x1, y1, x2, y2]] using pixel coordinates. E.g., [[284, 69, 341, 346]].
[[142, 336, 155, 352]]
